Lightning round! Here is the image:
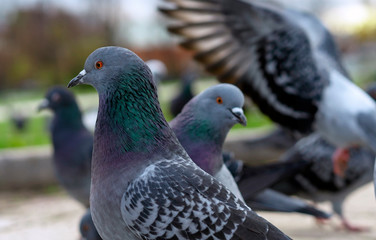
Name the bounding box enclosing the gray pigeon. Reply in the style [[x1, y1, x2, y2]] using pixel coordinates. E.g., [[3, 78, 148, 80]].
[[160, 0, 376, 181], [272, 133, 374, 231], [170, 83, 330, 219], [68, 46, 291, 240], [170, 83, 247, 200]]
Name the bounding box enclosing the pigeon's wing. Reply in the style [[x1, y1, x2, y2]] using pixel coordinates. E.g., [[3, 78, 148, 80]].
[[121, 158, 290, 240], [160, 0, 327, 132], [248, 189, 331, 219], [236, 159, 311, 199], [275, 134, 374, 194]]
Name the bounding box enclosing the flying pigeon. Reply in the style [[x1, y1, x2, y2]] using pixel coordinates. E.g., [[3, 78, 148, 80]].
[[273, 133, 374, 231], [159, 0, 376, 179], [38, 87, 101, 239], [68, 46, 291, 240]]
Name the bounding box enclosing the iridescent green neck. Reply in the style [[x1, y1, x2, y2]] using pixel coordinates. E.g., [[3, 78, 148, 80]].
[[95, 72, 176, 154]]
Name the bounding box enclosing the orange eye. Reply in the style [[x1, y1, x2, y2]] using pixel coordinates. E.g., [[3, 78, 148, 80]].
[[95, 61, 103, 69], [216, 97, 223, 104]]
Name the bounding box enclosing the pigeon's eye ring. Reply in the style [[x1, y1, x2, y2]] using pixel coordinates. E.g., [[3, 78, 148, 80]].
[[216, 97, 223, 104], [95, 61, 103, 69]]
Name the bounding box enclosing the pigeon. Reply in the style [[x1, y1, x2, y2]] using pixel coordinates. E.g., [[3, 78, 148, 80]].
[[169, 83, 330, 219], [38, 86, 93, 207], [38, 87, 102, 239], [272, 133, 374, 231], [170, 83, 247, 200], [223, 152, 330, 219], [159, 0, 376, 178], [169, 66, 197, 117], [68, 46, 291, 240], [80, 209, 103, 240]]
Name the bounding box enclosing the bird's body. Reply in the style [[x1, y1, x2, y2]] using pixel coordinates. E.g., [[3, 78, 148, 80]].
[[38, 87, 101, 239], [160, 0, 376, 178], [39, 87, 92, 207], [69, 46, 290, 240], [170, 83, 247, 200], [273, 133, 374, 231]]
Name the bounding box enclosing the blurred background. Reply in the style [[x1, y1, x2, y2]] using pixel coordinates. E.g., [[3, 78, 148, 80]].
[[0, 0, 376, 239]]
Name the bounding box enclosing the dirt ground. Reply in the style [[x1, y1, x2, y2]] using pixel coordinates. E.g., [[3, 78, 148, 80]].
[[0, 183, 375, 240]]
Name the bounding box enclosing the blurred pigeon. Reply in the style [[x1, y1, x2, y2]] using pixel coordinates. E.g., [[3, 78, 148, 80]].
[[80, 209, 102, 240], [169, 67, 197, 116], [170, 83, 247, 200], [68, 46, 291, 240], [224, 127, 298, 165], [272, 133, 374, 231], [38, 87, 101, 239], [38, 87, 92, 207], [145, 59, 168, 86], [160, 0, 376, 178], [10, 111, 28, 131], [223, 152, 330, 219]]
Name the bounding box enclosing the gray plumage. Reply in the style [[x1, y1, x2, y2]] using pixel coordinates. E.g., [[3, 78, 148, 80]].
[[160, 0, 376, 193], [80, 209, 103, 240], [273, 133, 374, 230], [170, 83, 247, 200], [68, 46, 290, 240]]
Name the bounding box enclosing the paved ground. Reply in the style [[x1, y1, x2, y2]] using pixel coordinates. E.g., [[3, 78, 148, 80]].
[[0, 183, 375, 240]]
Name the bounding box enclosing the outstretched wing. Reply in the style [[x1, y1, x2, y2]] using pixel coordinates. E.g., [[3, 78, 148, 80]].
[[160, 0, 330, 132], [121, 157, 290, 240]]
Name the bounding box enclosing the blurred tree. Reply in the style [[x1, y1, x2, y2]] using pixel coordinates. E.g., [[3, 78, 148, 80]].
[[0, 3, 111, 89]]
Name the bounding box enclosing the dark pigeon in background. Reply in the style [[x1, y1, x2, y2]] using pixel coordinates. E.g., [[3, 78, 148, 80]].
[[38, 86, 92, 206], [160, 0, 376, 180], [38, 87, 101, 239], [10, 111, 28, 131], [169, 66, 197, 117], [68, 46, 291, 240]]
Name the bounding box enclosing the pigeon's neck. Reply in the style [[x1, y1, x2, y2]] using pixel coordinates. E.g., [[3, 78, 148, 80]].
[[52, 105, 84, 133], [172, 115, 227, 175], [93, 75, 179, 170]]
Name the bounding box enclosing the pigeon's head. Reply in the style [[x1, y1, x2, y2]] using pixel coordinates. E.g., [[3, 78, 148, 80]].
[[38, 86, 78, 112], [80, 210, 102, 240], [68, 46, 153, 93], [187, 83, 247, 128]]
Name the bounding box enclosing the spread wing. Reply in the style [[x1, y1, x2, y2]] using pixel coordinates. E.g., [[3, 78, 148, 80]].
[[121, 158, 290, 240], [160, 0, 331, 132]]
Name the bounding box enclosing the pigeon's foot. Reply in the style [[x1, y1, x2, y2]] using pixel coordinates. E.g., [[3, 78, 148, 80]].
[[315, 217, 330, 227], [332, 148, 349, 177], [340, 218, 370, 232]]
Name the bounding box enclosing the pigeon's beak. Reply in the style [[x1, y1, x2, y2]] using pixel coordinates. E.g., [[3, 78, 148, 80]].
[[231, 107, 247, 126], [68, 69, 86, 88], [37, 99, 50, 112]]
